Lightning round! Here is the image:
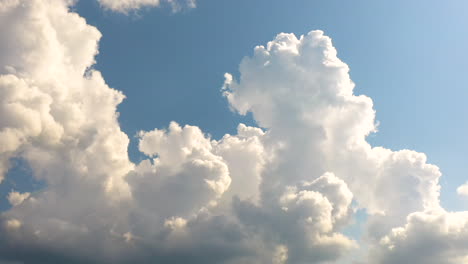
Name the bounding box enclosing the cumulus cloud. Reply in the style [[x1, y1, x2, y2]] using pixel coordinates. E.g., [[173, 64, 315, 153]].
[[222, 30, 465, 263], [223, 30, 441, 224], [0, 3, 262, 262], [457, 182, 468, 197], [373, 210, 468, 264], [0, 1, 467, 264], [98, 0, 196, 13]]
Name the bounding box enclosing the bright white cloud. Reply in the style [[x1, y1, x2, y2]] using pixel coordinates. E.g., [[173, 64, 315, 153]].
[[224, 30, 441, 225], [213, 123, 267, 205], [0, 1, 467, 264], [457, 182, 468, 197], [0, 0, 134, 261], [0, 4, 260, 262], [4, 218, 21, 231], [130, 122, 231, 219], [98, 0, 196, 13]]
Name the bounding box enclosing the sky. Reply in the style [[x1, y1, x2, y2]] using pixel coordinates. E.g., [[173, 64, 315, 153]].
[[0, 0, 468, 263]]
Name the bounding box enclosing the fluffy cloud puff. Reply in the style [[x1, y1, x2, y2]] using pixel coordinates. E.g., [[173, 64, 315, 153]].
[[1, 1, 468, 264], [457, 182, 468, 197], [0, 3, 264, 263], [7, 191, 30, 207], [129, 122, 231, 219], [97, 0, 196, 13]]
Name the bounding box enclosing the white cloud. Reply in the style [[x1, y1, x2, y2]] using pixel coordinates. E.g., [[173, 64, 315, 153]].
[[7, 191, 30, 207], [223, 30, 441, 226], [0, 3, 262, 260], [223, 30, 465, 263], [0, 1, 467, 263], [4, 218, 22, 231], [213, 124, 267, 205], [130, 122, 231, 219], [98, 0, 196, 13], [0, 0, 134, 260], [457, 182, 468, 197], [374, 210, 468, 264], [0, 0, 131, 198]]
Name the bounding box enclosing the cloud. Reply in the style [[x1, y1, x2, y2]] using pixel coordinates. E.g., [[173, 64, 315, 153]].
[[0, 4, 262, 262], [129, 122, 231, 219], [0, 1, 467, 264], [0, 0, 134, 261], [233, 171, 356, 263], [7, 191, 30, 207], [373, 210, 468, 264], [222, 30, 465, 263], [97, 0, 196, 13], [457, 182, 468, 197], [223, 30, 441, 225]]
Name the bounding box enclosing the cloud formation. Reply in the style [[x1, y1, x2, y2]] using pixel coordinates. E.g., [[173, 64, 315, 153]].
[[7, 191, 30, 207], [0, 1, 467, 264], [97, 0, 196, 13], [373, 210, 468, 264]]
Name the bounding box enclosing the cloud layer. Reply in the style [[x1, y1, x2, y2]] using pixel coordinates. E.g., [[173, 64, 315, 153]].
[[0, 1, 467, 263]]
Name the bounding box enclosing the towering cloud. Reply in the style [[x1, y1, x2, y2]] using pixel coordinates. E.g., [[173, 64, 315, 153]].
[[223, 29, 440, 230], [223, 31, 468, 263], [0, 1, 467, 263], [7, 191, 30, 207]]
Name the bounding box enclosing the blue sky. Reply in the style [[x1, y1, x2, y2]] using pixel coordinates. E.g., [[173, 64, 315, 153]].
[[1, 1, 468, 263], [74, 0, 468, 209]]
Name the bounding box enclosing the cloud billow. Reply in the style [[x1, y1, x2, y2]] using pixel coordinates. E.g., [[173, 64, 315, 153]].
[[0, 1, 467, 263], [458, 182, 468, 197]]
